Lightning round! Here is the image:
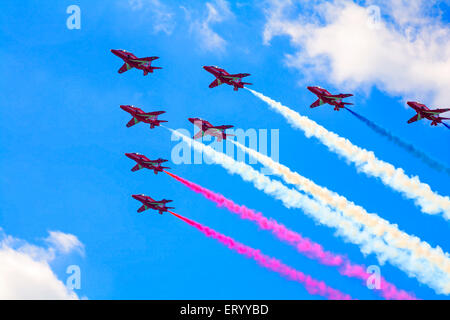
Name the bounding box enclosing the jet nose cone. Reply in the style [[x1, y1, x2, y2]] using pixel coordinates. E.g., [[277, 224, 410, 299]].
[[120, 105, 129, 111], [132, 194, 144, 201], [188, 118, 195, 123], [125, 153, 134, 158], [307, 86, 314, 91]]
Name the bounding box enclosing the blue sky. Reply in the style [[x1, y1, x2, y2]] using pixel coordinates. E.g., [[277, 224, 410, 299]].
[[0, 0, 449, 299]]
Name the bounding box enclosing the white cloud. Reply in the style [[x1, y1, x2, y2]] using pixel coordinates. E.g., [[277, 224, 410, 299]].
[[45, 231, 85, 256], [0, 229, 83, 299], [263, 0, 450, 109], [128, 0, 175, 35], [184, 0, 235, 52]]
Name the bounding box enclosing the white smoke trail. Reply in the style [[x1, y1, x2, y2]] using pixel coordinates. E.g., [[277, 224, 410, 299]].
[[168, 128, 450, 294], [247, 89, 450, 220], [230, 139, 450, 279]]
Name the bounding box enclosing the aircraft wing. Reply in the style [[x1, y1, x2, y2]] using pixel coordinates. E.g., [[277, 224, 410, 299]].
[[225, 73, 250, 79], [127, 117, 140, 127], [140, 56, 159, 61], [131, 164, 143, 172], [423, 108, 450, 115], [137, 205, 148, 213], [213, 125, 234, 130], [148, 159, 167, 163], [193, 131, 204, 140], [118, 63, 132, 73], [310, 99, 323, 108], [209, 79, 221, 88], [322, 93, 352, 98], [335, 93, 353, 98], [143, 111, 165, 116], [130, 57, 159, 63], [407, 114, 419, 124]]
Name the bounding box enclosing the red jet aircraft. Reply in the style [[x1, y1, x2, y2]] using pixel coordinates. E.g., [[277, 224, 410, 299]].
[[406, 101, 450, 126], [125, 153, 170, 174], [188, 118, 234, 142], [111, 49, 162, 76], [120, 105, 167, 129], [203, 66, 252, 91], [307, 86, 353, 111], [132, 194, 174, 215]]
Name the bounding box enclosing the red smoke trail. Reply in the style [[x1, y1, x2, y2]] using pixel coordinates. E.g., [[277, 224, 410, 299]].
[[165, 171, 416, 300], [168, 210, 352, 300]]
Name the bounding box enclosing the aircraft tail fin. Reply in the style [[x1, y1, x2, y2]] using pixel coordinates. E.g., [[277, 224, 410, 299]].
[[151, 120, 167, 128]]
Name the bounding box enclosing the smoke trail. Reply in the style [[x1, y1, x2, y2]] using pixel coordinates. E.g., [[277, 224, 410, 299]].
[[344, 107, 450, 176], [165, 171, 416, 300], [246, 88, 450, 220], [168, 211, 352, 300], [229, 139, 450, 276], [167, 128, 450, 294]]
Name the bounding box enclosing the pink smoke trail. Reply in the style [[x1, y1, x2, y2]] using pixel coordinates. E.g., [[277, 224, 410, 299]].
[[168, 210, 352, 300], [165, 171, 416, 300]]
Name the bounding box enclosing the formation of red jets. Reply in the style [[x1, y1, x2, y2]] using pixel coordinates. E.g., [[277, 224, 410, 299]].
[[112, 49, 449, 215], [306, 86, 449, 125]]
